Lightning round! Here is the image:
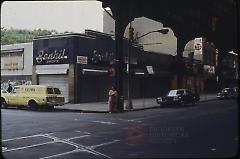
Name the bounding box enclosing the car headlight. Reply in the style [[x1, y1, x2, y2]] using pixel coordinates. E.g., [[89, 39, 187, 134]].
[[157, 97, 162, 102]]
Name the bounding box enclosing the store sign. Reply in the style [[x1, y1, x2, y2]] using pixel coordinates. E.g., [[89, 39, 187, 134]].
[[35, 49, 68, 64], [204, 65, 215, 74], [146, 66, 154, 74], [193, 38, 203, 61], [77, 56, 88, 65], [194, 38, 203, 55], [1, 52, 24, 70], [89, 50, 115, 65]]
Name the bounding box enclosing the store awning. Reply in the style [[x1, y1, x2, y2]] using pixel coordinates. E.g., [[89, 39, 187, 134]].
[[36, 64, 69, 75], [36, 69, 68, 75]]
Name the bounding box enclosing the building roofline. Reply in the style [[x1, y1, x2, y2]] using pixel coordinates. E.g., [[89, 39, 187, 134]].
[[85, 29, 115, 38], [33, 33, 96, 40]]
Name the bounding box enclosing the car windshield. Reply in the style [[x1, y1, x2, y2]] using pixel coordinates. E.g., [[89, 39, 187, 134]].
[[167, 90, 177, 96]]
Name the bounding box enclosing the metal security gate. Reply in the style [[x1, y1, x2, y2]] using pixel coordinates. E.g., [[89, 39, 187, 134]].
[[39, 75, 69, 103]]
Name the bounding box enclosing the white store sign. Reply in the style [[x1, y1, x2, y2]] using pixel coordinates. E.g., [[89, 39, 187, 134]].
[[146, 66, 154, 74], [204, 65, 215, 74], [77, 56, 88, 65], [1, 52, 24, 70], [194, 37, 203, 55]]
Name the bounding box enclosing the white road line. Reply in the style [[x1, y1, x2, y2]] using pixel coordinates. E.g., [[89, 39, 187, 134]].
[[66, 135, 90, 141], [3, 131, 113, 159], [42, 134, 79, 148], [117, 118, 142, 123], [3, 133, 54, 142], [2, 146, 7, 151], [2, 141, 56, 152], [74, 130, 91, 135], [89, 139, 120, 149], [40, 148, 97, 159], [43, 134, 112, 159], [93, 121, 117, 125]]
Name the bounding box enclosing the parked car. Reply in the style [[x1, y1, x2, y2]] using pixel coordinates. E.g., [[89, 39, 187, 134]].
[[156, 89, 199, 107], [1, 85, 64, 110], [217, 88, 237, 99]]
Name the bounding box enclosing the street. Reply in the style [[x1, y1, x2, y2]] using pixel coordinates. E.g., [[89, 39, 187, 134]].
[[1, 99, 238, 159]]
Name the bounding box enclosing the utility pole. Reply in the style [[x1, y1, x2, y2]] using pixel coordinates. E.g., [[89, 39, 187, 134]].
[[126, 23, 134, 110]]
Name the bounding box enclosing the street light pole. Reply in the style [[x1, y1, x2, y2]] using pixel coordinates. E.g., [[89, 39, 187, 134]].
[[125, 26, 169, 110], [134, 29, 169, 41], [125, 23, 134, 110]]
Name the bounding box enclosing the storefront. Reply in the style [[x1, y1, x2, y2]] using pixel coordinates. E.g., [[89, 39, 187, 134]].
[[1, 43, 33, 89], [33, 31, 173, 104], [32, 33, 96, 103], [35, 64, 70, 103]]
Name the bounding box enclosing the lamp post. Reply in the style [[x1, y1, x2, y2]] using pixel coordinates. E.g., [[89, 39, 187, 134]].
[[125, 26, 169, 110]]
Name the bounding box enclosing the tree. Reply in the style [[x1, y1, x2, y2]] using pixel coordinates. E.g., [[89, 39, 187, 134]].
[[1, 28, 60, 45]]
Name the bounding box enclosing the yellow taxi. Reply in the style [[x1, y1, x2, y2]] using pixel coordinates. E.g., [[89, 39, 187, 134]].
[[1, 85, 64, 110]]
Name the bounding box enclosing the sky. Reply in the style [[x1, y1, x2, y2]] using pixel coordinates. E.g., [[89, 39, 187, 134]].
[[1, 1, 104, 33], [1, 1, 177, 54]]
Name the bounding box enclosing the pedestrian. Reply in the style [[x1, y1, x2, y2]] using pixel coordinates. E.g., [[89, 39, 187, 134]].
[[7, 83, 13, 93], [108, 86, 118, 113]]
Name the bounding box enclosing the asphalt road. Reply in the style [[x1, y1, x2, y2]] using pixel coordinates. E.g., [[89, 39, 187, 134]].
[[1, 99, 238, 159]]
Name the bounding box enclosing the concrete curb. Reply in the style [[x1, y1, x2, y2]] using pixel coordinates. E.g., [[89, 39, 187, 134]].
[[54, 98, 218, 113]]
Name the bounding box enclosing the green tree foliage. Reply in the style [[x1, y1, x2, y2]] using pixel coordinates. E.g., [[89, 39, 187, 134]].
[[1, 28, 60, 45]]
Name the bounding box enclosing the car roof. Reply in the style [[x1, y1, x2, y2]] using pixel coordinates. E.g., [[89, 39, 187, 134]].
[[170, 89, 186, 91], [223, 88, 234, 90], [14, 85, 55, 88]]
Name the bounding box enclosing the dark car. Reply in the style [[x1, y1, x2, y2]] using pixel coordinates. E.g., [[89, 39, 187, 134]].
[[217, 88, 237, 99], [156, 89, 199, 107]]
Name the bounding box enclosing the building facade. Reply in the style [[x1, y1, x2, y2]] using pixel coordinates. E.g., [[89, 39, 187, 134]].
[[219, 51, 238, 88], [1, 43, 33, 89], [32, 30, 173, 103], [183, 37, 217, 93]]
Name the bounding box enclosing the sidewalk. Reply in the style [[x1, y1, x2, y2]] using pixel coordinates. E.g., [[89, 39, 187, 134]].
[[55, 93, 218, 113]]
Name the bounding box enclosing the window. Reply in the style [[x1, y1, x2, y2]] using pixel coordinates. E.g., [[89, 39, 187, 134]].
[[177, 90, 185, 95], [167, 90, 177, 96], [47, 88, 54, 94], [54, 88, 61, 94]]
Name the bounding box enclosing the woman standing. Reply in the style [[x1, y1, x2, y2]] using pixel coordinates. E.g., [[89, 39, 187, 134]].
[[108, 86, 118, 113]]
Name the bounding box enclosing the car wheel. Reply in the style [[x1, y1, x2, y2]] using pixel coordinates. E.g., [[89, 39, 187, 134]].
[[180, 101, 185, 107], [159, 103, 164, 108], [28, 101, 38, 111], [1, 98, 8, 109], [192, 100, 196, 106], [47, 106, 54, 111]]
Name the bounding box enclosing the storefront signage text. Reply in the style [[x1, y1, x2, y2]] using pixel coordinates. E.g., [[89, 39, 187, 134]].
[[36, 49, 68, 64]]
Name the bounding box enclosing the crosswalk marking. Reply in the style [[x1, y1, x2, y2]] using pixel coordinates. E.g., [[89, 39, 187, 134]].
[[2, 131, 119, 159]]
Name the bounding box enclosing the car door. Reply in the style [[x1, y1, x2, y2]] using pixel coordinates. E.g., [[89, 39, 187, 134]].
[[186, 90, 194, 103], [177, 90, 185, 102], [8, 87, 20, 105], [182, 90, 190, 103]]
